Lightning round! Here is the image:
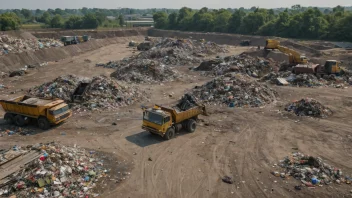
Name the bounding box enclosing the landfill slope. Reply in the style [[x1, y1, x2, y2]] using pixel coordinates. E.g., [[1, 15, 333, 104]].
[[0, 36, 144, 72]]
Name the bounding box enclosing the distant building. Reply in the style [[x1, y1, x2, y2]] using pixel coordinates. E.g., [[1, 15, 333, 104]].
[[106, 16, 116, 20], [124, 14, 141, 21]]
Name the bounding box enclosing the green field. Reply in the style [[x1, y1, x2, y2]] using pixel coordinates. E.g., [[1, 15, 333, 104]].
[[21, 24, 43, 29]]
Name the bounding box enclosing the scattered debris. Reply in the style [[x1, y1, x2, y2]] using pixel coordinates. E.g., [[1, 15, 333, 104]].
[[27, 75, 148, 110], [273, 152, 351, 188], [191, 74, 277, 107], [222, 176, 234, 184], [0, 143, 107, 197], [0, 126, 35, 137], [0, 35, 63, 56], [285, 98, 333, 118]]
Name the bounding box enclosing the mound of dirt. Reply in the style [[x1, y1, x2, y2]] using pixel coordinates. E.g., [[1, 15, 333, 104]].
[[27, 75, 148, 110], [191, 74, 277, 107], [285, 98, 332, 118], [109, 59, 180, 83]]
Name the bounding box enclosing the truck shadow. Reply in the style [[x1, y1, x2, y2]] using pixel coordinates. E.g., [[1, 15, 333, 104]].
[[125, 130, 191, 148], [125, 131, 164, 147], [0, 119, 65, 136]]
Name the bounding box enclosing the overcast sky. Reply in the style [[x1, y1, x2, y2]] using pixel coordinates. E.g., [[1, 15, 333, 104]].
[[0, 0, 351, 9]]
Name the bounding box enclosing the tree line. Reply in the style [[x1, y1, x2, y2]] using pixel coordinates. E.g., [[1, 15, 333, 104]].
[[153, 5, 352, 42]]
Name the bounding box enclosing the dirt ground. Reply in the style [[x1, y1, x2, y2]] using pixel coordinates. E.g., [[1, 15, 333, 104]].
[[0, 39, 352, 198]]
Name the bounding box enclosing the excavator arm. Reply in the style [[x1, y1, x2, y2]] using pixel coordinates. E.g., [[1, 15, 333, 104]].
[[265, 39, 307, 65]]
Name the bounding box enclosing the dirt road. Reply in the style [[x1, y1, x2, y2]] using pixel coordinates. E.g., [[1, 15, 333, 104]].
[[0, 41, 351, 198]]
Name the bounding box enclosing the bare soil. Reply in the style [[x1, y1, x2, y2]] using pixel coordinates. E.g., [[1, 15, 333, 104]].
[[0, 38, 352, 198]]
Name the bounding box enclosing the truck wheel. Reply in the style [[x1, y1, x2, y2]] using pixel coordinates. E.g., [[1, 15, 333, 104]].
[[186, 119, 197, 133], [4, 113, 14, 124], [164, 128, 175, 140], [38, 117, 50, 130], [14, 115, 25, 127]]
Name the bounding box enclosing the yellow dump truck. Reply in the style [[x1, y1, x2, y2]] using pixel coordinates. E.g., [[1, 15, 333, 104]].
[[142, 104, 207, 140], [0, 95, 72, 130]]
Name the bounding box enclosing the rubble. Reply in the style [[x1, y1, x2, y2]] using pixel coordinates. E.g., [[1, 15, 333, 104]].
[[97, 37, 228, 68], [27, 75, 148, 110], [195, 54, 275, 78], [191, 74, 277, 107], [0, 35, 63, 56], [110, 59, 180, 83], [0, 126, 35, 137], [0, 143, 107, 197], [285, 98, 333, 118], [272, 152, 351, 187], [262, 71, 351, 88]]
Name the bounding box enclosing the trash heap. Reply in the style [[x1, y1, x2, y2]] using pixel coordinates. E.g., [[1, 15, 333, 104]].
[[110, 59, 180, 83], [0, 35, 63, 55], [28, 75, 148, 110], [272, 152, 350, 187], [0, 143, 106, 197], [0, 126, 35, 137], [195, 54, 275, 78], [285, 98, 333, 118], [97, 37, 228, 67], [175, 93, 198, 111], [191, 74, 277, 107], [262, 70, 352, 88], [28, 75, 82, 101]]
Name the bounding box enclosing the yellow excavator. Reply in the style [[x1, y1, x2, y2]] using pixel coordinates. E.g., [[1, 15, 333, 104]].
[[265, 39, 344, 76], [265, 39, 308, 66]]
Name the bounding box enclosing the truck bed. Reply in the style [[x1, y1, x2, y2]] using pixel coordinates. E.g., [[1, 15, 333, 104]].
[[160, 105, 204, 124]]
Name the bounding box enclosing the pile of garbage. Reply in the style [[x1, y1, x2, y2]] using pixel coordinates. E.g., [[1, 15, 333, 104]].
[[262, 71, 351, 88], [0, 143, 106, 197], [27, 75, 148, 110], [285, 98, 333, 118], [195, 54, 275, 78], [0, 126, 35, 137], [191, 74, 277, 107], [175, 93, 198, 111], [0, 35, 63, 55], [272, 152, 350, 187], [97, 37, 228, 67], [110, 59, 180, 83]]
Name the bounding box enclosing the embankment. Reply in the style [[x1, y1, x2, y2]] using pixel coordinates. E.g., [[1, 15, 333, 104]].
[[0, 36, 143, 72], [30, 28, 148, 39]]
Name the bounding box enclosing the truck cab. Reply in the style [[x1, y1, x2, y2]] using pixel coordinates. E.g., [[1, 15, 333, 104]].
[[47, 103, 71, 125], [142, 107, 172, 136], [324, 60, 342, 75]]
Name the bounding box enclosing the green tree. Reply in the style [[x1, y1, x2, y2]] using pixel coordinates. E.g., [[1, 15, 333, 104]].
[[228, 10, 246, 33], [153, 12, 168, 29], [118, 15, 125, 26], [212, 9, 231, 32], [239, 10, 268, 34], [177, 7, 193, 25], [82, 13, 99, 29], [65, 15, 82, 29], [40, 11, 51, 24], [0, 12, 21, 30], [167, 12, 178, 29], [21, 9, 32, 19], [95, 12, 106, 25], [50, 14, 64, 28], [54, 8, 65, 15]]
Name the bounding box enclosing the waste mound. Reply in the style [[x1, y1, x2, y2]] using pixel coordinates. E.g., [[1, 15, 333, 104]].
[[110, 59, 180, 83], [0, 143, 106, 197], [195, 54, 276, 78], [28, 75, 148, 110], [285, 98, 333, 118], [272, 152, 349, 187], [0, 34, 63, 56], [191, 74, 277, 107], [97, 37, 228, 68]]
